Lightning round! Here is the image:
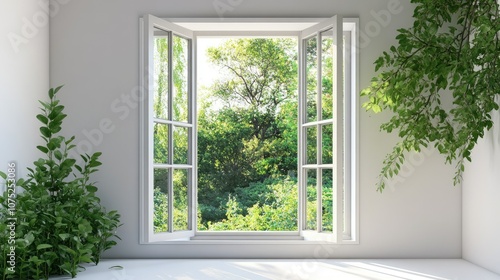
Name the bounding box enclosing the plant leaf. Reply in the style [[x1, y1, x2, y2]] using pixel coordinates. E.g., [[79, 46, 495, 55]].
[[40, 127, 52, 138], [86, 185, 98, 193], [37, 244, 53, 250], [37, 145, 49, 154], [36, 114, 48, 124]]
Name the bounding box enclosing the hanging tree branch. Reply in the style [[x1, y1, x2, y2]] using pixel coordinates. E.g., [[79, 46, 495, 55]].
[[361, 0, 500, 192]]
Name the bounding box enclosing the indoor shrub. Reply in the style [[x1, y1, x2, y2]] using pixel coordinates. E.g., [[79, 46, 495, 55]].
[[0, 86, 121, 279]]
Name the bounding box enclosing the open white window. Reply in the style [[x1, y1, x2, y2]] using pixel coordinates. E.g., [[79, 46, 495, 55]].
[[299, 16, 344, 242], [140, 15, 358, 243], [140, 15, 196, 242]]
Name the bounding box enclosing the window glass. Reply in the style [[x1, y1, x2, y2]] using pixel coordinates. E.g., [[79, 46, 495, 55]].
[[153, 28, 169, 120]]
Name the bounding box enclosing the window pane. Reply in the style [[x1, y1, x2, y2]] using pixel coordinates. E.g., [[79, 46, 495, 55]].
[[321, 29, 334, 120], [173, 169, 189, 231], [306, 126, 317, 165], [173, 126, 189, 165], [322, 124, 333, 164], [173, 36, 189, 122], [305, 36, 318, 122], [306, 169, 317, 230], [153, 168, 169, 233], [322, 169, 333, 232], [153, 123, 169, 164], [153, 28, 169, 119]]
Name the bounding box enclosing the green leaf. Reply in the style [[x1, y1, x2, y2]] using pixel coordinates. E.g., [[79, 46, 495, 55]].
[[37, 244, 53, 250], [36, 114, 48, 124], [89, 160, 102, 168], [59, 261, 73, 275], [79, 255, 93, 263], [59, 244, 77, 255], [54, 85, 64, 95], [59, 233, 71, 241], [48, 121, 62, 133], [47, 141, 56, 151], [53, 113, 67, 123], [0, 171, 6, 180], [49, 88, 55, 99], [37, 145, 49, 153], [24, 232, 35, 245], [54, 150, 63, 160], [39, 100, 50, 110], [92, 152, 103, 158], [40, 127, 52, 138], [75, 165, 83, 173], [372, 104, 382, 113], [86, 185, 98, 193]]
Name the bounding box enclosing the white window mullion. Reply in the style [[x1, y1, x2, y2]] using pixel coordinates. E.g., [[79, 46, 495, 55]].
[[140, 15, 156, 243], [188, 34, 196, 232], [315, 31, 323, 232], [343, 30, 352, 240], [298, 35, 307, 235], [153, 118, 194, 128], [332, 15, 344, 243], [167, 168, 174, 232], [303, 119, 334, 127], [166, 30, 174, 233]]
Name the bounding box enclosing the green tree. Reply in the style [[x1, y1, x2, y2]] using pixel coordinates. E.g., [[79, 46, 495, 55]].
[[197, 37, 336, 228], [207, 38, 297, 141], [197, 38, 300, 226]]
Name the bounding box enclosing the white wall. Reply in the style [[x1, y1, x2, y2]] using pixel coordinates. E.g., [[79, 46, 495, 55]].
[[463, 102, 500, 274], [48, 0, 462, 258], [0, 1, 49, 187]]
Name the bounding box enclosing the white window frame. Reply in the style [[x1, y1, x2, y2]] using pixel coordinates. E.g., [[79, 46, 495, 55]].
[[139, 15, 359, 244]]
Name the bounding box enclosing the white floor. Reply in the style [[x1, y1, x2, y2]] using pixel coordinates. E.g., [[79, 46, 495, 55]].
[[49, 259, 500, 280]]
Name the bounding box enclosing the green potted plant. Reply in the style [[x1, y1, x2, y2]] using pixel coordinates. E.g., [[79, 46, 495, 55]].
[[0, 86, 121, 279]]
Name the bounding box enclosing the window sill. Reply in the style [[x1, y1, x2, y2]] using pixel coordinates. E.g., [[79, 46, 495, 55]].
[[192, 231, 302, 240], [143, 240, 358, 245], [141, 231, 358, 245]]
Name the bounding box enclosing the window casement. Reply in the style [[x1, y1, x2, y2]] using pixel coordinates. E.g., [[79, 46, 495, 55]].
[[140, 15, 358, 244]]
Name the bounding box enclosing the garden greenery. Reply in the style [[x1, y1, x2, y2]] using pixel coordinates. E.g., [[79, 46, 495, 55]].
[[361, 0, 500, 191], [0, 86, 121, 279], [151, 37, 335, 230]]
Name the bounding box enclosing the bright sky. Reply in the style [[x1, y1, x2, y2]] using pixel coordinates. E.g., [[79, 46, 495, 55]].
[[197, 37, 229, 90]]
